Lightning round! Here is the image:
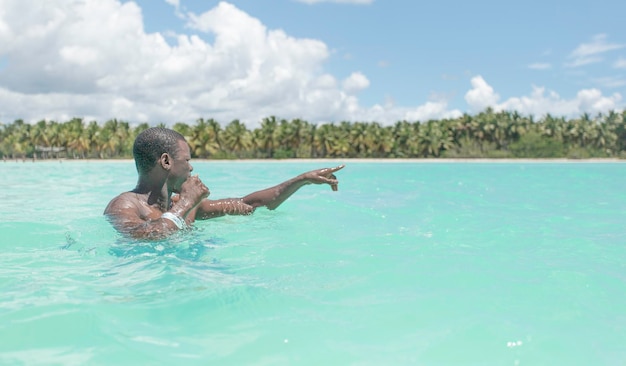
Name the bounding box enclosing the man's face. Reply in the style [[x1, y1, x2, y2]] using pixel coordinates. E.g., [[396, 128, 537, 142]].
[[168, 139, 193, 193]]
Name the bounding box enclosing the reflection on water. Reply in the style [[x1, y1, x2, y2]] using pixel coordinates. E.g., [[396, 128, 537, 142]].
[[106, 231, 228, 262]]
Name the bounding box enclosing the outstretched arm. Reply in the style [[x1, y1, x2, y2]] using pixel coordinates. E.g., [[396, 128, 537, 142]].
[[193, 165, 344, 220], [195, 165, 344, 220], [242, 165, 344, 210]]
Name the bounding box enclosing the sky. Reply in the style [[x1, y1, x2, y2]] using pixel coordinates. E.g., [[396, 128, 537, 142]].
[[0, 0, 625, 128]]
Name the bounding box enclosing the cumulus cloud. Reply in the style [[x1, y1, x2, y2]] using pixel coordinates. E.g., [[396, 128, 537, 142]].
[[0, 1, 622, 127], [465, 76, 500, 111], [342, 72, 369, 93], [465, 76, 622, 117], [404, 101, 462, 122], [0, 0, 366, 126], [321, 99, 462, 124], [0, 0, 449, 126], [566, 34, 624, 68]]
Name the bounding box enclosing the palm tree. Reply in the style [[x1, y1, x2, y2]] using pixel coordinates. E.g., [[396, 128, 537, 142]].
[[566, 113, 597, 148], [447, 114, 478, 156], [506, 111, 529, 144], [605, 110, 626, 152], [593, 114, 618, 155], [30, 120, 49, 159], [313, 123, 335, 158], [46, 121, 66, 158], [539, 114, 565, 143], [4, 119, 31, 159], [206, 118, 223, 155], [275, 118, 295, 156], [289, 118, 310, 157], [349, 122, 369, 157], [365, 122, 394, 158], [417, 120, 453, 157], [392, 120, 415, 158], [173, 122, 192, 139], [64, 118, 89, 158], [190, 118, 222, 158], [222, 119, 252, 158], [308, 123, 318, 158], [97, 119, 131, 158], [255, 116, 278, 158], [326, 123, 350, 157], [2, 109, 626, 159]]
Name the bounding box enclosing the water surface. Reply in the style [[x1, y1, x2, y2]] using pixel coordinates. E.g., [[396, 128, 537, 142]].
[[1, 160, 625, 365]]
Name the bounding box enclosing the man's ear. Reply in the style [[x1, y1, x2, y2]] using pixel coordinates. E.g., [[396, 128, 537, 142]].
[[159, 152, 172, 171]]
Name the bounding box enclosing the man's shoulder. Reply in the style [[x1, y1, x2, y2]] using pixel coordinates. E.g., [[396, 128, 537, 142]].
[[104, 192, 138, 215], [108, 191, 137, 204]]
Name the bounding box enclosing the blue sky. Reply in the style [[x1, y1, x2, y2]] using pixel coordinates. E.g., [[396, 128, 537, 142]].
[[0, 0, 624, 127]]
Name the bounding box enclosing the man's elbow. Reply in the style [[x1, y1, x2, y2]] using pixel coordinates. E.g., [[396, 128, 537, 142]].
[[266, 203, 280, 210]]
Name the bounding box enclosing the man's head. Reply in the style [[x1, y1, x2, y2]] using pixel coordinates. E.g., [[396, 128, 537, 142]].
[[133, 127, 187, 175]]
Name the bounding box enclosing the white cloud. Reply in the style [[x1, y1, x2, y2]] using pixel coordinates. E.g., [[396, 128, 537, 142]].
[[0, 0, 352, 125], [0, 0, 453, 127], [566, 34, 624, 68], [164, 0, 183, 18], [404, 101, 462, 122], [59, 46, 99, 66], [464, 76, 622, 117], [592, 76, 626, 88], [0, 1, 622, 128], [465, 76, 500, 111], [528, 63, 551, 70], [565, 56, 602, 68], [570, 34, 624, 58], [342, 72, 369, 93], [322, 100, 462, 124], [614, 58, 626, 69]]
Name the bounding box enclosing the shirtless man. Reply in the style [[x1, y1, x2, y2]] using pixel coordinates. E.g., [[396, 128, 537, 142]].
[[104, 127, 344, 239]]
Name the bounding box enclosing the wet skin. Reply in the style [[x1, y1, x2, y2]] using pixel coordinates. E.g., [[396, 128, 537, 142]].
[[104, 140, 344, 239]]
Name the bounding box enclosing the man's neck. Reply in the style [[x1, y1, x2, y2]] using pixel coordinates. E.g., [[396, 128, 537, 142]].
[[134, 174, 171, 212]]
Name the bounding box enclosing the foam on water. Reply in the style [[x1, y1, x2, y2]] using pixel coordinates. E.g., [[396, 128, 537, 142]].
[[1, 161, 626, 365]]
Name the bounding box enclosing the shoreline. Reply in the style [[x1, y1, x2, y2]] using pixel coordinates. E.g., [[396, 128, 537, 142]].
[[5, 157, 625, 163]]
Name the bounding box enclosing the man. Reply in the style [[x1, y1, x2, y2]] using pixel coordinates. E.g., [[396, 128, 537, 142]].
[[104, 127, 344, 239]]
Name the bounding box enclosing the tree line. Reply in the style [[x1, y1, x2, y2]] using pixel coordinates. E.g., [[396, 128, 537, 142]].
[[1, 108, 626, 160]]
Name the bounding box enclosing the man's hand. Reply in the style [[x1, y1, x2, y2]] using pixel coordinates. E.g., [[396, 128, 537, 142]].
[[301, 165, 345, 191], [180, 175, 210, 205], [239, 164, 345, 211], [230, 199, 256, 215]]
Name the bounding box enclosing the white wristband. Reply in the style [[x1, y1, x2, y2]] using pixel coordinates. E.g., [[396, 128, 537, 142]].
[[161, 212, 187, 230]]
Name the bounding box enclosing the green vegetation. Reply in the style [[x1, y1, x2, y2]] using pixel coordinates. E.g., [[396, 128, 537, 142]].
[[1, 109, 625, 160]]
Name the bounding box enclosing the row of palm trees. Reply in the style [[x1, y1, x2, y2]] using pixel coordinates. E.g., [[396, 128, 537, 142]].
[[1, 109, 626, 160]]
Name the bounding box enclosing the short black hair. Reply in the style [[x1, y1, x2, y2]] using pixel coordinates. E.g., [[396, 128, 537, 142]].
[[133, 127, 186, 174]]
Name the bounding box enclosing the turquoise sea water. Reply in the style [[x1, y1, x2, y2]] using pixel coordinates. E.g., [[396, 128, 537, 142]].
[[1, 160, 625, 365]]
